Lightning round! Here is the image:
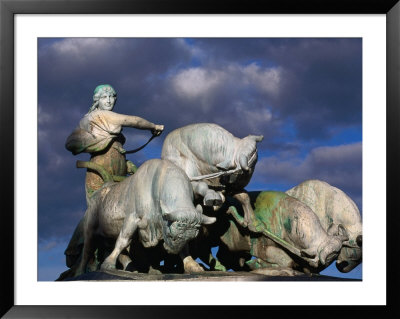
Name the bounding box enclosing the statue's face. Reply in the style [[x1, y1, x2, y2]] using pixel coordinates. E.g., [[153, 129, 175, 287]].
[[336, 246, 362, 273], [98, 91, 116, 111], [163, 221, 200, 255]]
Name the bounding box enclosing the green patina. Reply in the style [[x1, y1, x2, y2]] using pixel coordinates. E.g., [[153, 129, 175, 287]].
[[245, 258, 277, 270], [343, 246, 359, 259], [207, 253, 227, 271], [93, 84, 116, 96], [228, 191, 303, 258], [253, 191, 288, 238], [283, 217, 292, 233], [249, 236, 258, 257], [246, 258, 265, 269], [87, 188, 95, 197]]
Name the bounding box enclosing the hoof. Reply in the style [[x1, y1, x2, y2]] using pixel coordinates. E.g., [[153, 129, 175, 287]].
[[204, 191, 223, 207], [212, 193, 224, 211]]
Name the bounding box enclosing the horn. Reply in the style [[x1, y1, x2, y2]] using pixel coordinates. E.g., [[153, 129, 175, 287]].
[[239, 154, 249, 171], [195, 204, 203, 214], [356, 235, 362, 247], [251, 135, 264, 142], [318, 246, 329, 266], [201, 215, 216, 225]]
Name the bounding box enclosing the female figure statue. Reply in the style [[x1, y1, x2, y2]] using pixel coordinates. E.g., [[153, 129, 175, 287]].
[[60, 84, 164, 277], [65, 84, 164, 198]]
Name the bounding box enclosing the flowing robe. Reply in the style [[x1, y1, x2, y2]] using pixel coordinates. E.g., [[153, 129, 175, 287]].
[[66, 110, 128, 197]]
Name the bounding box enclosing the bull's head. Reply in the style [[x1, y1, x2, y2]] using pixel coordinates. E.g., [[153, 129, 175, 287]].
[[336, 234, 362, 273], [318, 236, 344, 267], [327, 223, 362, 273], [218, 135, 263, 187], [318, 224, 349, 266], [237, 135, 264, 172], [160, 202, 216, 255], [301, 224, 349, 269]]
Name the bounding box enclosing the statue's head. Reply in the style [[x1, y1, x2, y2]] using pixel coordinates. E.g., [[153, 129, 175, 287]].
[[160, 202, 216, 255], [326, 223, 362, 273], [336, 234, 362, 273], [219, 134, 264, 189], [317, 236, 343, 267], [89, 84, 117, 112]]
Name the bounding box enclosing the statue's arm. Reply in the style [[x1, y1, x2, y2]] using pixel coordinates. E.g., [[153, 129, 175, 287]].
[[105, 111, 164, 135]]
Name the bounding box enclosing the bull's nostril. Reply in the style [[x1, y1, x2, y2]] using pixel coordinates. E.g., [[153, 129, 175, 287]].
[[356, 235, 362, 247], [336, 260, 349, 272]]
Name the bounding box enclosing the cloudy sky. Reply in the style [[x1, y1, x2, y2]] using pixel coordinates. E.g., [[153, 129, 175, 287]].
[[38, 38, 362, 281]]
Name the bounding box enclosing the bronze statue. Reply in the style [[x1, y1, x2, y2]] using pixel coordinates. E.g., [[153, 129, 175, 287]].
[[65, 84, 163, 199], [60, 84, 164, 278], [58, 89, 362, 280]]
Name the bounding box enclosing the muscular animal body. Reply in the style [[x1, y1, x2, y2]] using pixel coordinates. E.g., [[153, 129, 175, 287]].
[[188, 190, 351, 275], [286, 179, 362, 273], [223, 191, 348, 273], [161, 123, 263, 225], [75, 159, 215, 276]]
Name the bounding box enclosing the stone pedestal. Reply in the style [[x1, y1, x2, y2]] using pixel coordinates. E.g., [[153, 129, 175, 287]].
[[62, 269, 360, 281]]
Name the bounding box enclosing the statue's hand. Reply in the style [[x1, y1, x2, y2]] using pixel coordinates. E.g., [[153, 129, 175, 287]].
[[152, 124, 164, 136]]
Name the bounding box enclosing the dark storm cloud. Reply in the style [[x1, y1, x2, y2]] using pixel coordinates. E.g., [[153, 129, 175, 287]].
[[38, 37, 362, 242], [38, 38, 194, 126], [39, 37, 362, 143], [253, 142, 362, 210], [142, 62, 282, 141], [188, 38, 362, 140]]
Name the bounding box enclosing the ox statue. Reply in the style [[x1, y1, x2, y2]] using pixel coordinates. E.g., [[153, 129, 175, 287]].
[[161, 123, 263, 226], [75, 158, 216, 276], [222, 191, 348, 274], [286, 179, 362, 273], [186, 190, 351, 275]]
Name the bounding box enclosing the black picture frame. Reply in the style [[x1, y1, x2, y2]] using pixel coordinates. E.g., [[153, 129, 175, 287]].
[[1, 0, 398, 317]]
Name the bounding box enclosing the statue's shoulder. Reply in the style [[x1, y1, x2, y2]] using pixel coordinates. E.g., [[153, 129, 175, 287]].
[[82, 110, 121, 129], [87, 109, 113, 118]]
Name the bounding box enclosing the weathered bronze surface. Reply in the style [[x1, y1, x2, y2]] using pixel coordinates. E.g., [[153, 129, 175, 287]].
[[59, 84, 362, 281], [62, 84, 164, 278]]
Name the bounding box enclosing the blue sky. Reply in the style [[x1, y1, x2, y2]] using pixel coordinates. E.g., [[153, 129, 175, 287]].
[[38, 38, 362, 281]]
